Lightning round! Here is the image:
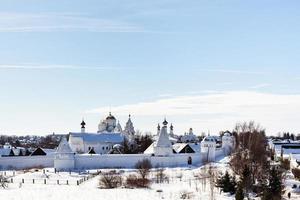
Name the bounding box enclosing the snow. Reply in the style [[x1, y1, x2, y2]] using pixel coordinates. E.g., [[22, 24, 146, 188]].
[[1, 157, 236, 200], [69, 132, 124, 143]]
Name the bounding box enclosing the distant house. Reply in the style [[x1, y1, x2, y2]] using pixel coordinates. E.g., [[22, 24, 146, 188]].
[[173, 143, 195, 154]]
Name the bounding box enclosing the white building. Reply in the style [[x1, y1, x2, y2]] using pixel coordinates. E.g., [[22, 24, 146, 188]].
[[201, 136, 217, 162], [144, 119, 174, 156], [54, 137, 75, 170], [222, 132, 235, 155], [68, 113, 135, 154], [180, 128, 198, 143]]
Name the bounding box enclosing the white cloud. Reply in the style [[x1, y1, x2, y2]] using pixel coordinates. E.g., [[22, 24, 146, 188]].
[[249, 83, 271, 89], [86, 91, 300, 135], [0, 12, 143, 32]]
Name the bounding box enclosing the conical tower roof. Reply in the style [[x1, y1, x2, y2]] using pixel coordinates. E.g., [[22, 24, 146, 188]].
[[56, 137, 73, 154], [156, 121, 172, 147]]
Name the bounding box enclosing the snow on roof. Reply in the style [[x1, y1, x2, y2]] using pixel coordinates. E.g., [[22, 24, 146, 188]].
[[155, 127, 172, 147], [188, 143, 201, 153], [69, 132, 125, 143], [0, 148, 14, 156], [282, 148, 300, 155], [56, 137, 73, 153], [172, 143, 188, 153], [202, 136, 217, 143], [144, 143, 154, 154], [153, 135, 177, 142], [290, 154, 300, 162]]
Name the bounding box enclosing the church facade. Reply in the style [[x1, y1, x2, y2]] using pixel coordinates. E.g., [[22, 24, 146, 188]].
[[68, 113, 135, 154]]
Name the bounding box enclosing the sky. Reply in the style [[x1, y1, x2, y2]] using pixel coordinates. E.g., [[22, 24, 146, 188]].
[[0, 0, 300, 136]]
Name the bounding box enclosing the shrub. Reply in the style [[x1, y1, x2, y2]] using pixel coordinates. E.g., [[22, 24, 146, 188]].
[[125, 174, 151, 188], [99, 171, 122, 189], [216, 171, 236, 194], [0, 175, 9, 189], [135, 159, 152, 180], [280, 159, 290, 171], [179, 191, 194, 199], [235, 184, 244, 200], [292, 168, 300, 180], [155, 168, 169, 184]]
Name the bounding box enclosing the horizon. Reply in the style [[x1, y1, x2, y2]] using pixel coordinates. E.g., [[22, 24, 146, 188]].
[[1, 0, 300, 136]]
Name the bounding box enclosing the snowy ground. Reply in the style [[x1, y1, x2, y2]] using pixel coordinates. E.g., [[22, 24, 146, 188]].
[[0, 157, 234, 200], [2, 156, 299, 200]]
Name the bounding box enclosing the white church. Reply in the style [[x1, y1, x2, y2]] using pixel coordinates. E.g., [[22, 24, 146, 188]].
[[68, 113, 135, 154]]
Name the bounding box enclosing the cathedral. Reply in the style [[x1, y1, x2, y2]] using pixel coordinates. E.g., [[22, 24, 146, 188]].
[[68, 113, 135, 154]]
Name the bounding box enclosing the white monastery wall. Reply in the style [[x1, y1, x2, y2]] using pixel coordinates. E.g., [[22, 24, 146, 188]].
[[74, 153, 201, 170], [215, 148, 224, 158], [0, 155, 54, 170]]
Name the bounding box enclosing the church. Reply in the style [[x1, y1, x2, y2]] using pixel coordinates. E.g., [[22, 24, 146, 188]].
[[68, 113, 135, 154]]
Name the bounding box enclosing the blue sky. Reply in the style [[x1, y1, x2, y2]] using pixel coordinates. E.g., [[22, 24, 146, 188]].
[[0, 0, 300, 135]]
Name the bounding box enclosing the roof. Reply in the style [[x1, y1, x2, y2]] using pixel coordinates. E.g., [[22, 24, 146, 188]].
[[202, 136, 217, 143], [188, 143, 201, 153], [144, 143, 154, 154], [290, 154, 300, 162], [173, 143, 196, 154], [30, 147, 46, 156], [69, 132, 125, 143], [106, 112, 116, 120], [0, 148, 14, 157], [156, 127, 172, 147], [56, 137, 73, 153]]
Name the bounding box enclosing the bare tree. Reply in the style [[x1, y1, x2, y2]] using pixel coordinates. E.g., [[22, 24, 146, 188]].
[[135, 159, 152, 180], [155, 167, 169, 184], [99, 171, 122, 189], [0, 174, 8, 189]]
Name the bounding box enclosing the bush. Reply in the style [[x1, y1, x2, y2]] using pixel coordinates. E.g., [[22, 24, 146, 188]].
[[155, 168, 169, 184], [180, 191, 194, 199], [216, 171, 236, 194], [99, 171, 122, 189], [292, 168, 300, 180], [135, 159, 152, 180], [0, 175, 8, 189], [235, 184, 244, 200], [125, 174, 151, 188], [280, 159, 290, 171]]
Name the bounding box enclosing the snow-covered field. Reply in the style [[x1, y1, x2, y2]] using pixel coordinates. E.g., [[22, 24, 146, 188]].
[[1, 156, 300, 200], [0, 157, 232, 200]]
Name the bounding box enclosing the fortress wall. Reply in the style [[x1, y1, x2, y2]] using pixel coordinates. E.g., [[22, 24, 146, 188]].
[[0, 155, 54, 170], [74, 153, 202, 169], [215, 148, 224, 158]]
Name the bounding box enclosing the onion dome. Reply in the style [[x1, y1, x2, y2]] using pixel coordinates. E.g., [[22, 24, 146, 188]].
[[163, 118, 168, 126], [106, 112, 116, 120], [81, 120, 86, 128]]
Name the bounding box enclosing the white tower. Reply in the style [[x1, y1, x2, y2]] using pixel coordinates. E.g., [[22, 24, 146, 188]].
[[222, 132, 234, 155], [153, 119, 173, 156], [201, 136, 216, 162], [124, 114, 135, 141], [54, 137, 75, 170]]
